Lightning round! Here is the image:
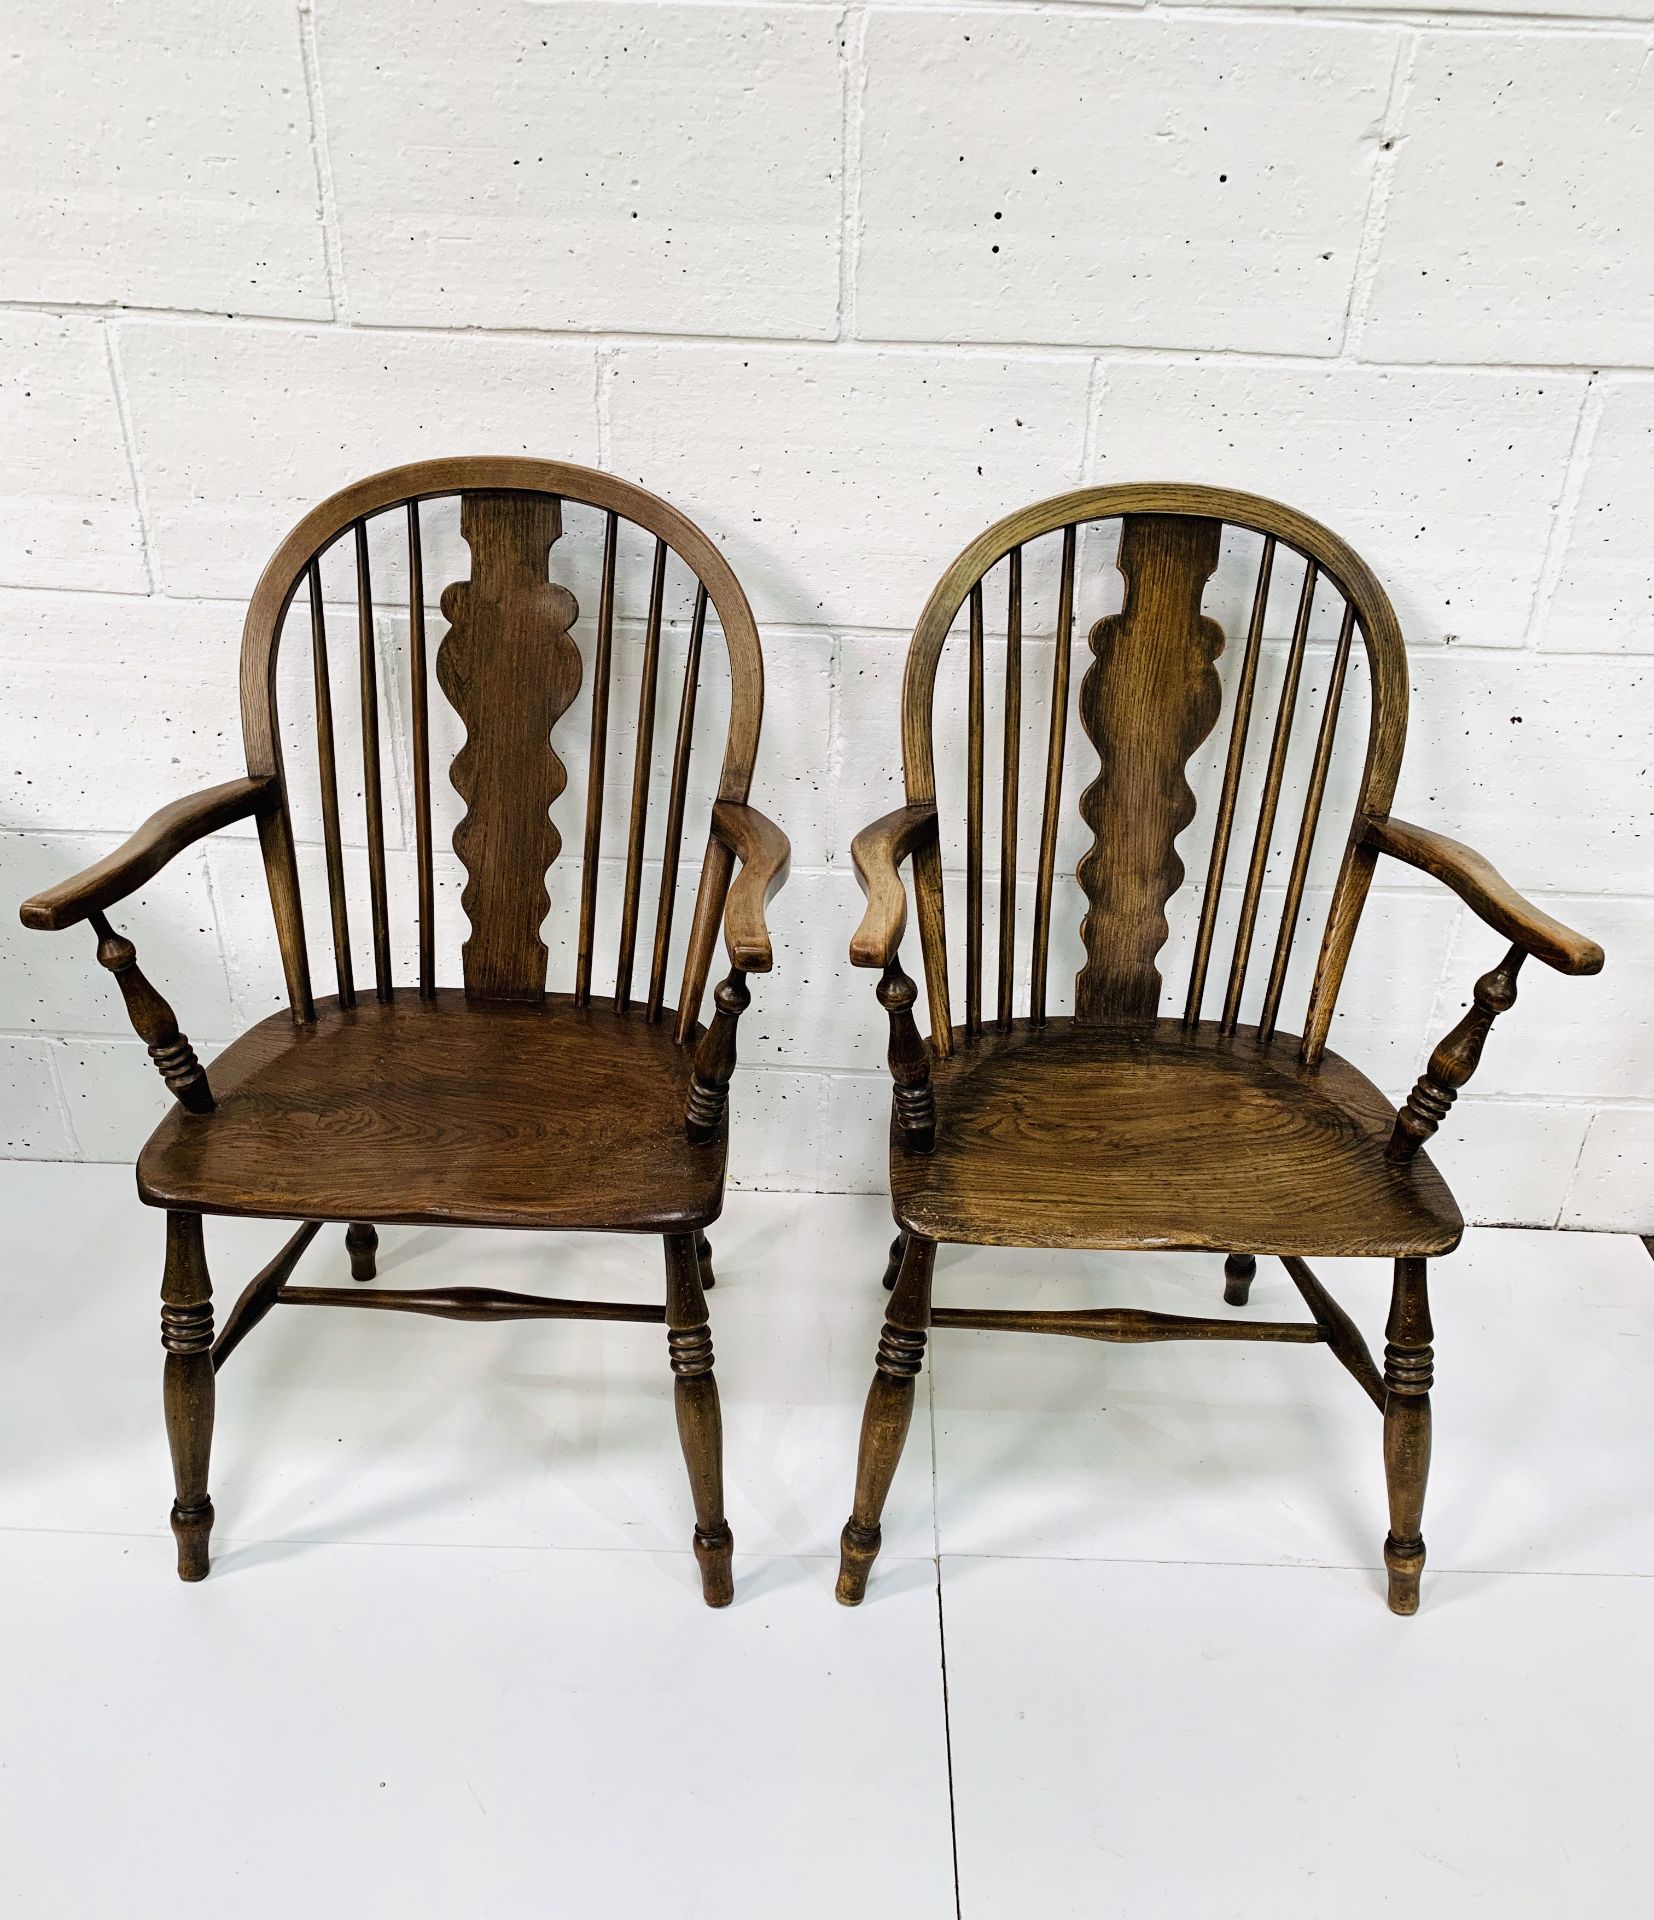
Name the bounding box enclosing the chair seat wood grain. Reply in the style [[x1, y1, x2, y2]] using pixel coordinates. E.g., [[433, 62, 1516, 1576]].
[[138, 992, 724, 1232], [889, 1019, 1462, 1257]]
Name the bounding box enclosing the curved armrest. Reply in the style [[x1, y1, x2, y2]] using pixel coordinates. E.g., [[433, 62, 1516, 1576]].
[[1363, 816, 1604, 976], [849, 803, 939, 969], [20, 776, 278, 932], [710, 799, 790, 973]]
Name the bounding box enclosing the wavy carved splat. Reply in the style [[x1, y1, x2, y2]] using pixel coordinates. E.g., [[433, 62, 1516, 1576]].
[[437, 491, 582, 1000], [1075, 514, 1225, 1025]]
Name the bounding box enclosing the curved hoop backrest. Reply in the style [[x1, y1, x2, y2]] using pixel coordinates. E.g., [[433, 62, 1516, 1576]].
[[239, 457, 765, 1035], [898, 483, 1410, 1068]]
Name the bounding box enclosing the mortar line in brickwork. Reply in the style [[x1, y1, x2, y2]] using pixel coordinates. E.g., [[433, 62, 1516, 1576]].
[[836, 5, 868, 341], [595, 344, 615, 469], [1556, 1109, 1605, 1227], [297, 0, 348, 322], [1038, 3, 1653, 33], [99, 323, 156, 594], [1522, 376, 1606, 649], [6, 296, 1654, 385], [1338, 29, 1419, 364]]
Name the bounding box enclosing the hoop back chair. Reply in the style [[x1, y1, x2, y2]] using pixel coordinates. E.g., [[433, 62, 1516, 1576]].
[[20, 457, 790, 1607], [836, 484, 1603, 1615]]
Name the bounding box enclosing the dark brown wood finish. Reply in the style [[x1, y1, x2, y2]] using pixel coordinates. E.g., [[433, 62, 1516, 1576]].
[[838, 481, 1602, 1615], [1075, 514, 1225, 1025], [19, 458, 789, 1608], [161, 1211, 215, 1581], [437, 491, 582, 1000]]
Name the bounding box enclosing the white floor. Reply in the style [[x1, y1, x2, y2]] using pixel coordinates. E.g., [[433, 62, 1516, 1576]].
[[2, 1165, 1651, 1917]]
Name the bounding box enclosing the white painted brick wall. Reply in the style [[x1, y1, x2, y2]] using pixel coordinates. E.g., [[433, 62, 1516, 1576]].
[[2, 1, 1649, 1231]]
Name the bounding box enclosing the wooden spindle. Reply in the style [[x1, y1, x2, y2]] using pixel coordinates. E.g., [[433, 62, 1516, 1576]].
[[879, 956, 935, 1152], [91, 910, 214, 1112], [1387, 945, 1524, 1161], [673, 834, 734, 1045], [1221, 557, 1318, 1034], [965, 582, 985, 1040], [616, 536, 667, 1010], [1258, 599, 1356, 1043], [1184, 534, 1274, 1026], [998, 545, 1022, 1030], [685, 967, 748, 1144], [407, 504, 435, 999], [647, 583, 706, 1022], [575, 510, 618, 1007], [1030, 525, 1077, 1026], [354, 519, 393, 1002], [307, 559, 355, 1008]]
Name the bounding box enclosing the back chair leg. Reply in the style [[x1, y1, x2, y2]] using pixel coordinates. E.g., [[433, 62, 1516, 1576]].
[[161, 1211, 216, 1581], [1223, 1252, 1256, 1307], [346, 1221, 378, 1283], [880, 1231, 907, 1292], [664, 1233, 734, 1607], [838, 1234, 936, 1605], [1381, 1256, 1433, 1615], [694, 1230, 715, 1289]]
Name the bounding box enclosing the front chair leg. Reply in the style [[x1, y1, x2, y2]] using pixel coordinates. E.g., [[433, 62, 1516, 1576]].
[[161, 1212, 215, 1581], [695, 1230, 715, 1289], [837, 1234, 936, 1605], [664, 1233, 734, 1607], [346, 1221, 378, 1283], [1382, 1256, 1433, 1615]]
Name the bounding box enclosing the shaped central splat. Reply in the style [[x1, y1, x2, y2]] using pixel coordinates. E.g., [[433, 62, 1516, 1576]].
[[1075, 514, 1226, 1025], [437, 490, 582, 1000]]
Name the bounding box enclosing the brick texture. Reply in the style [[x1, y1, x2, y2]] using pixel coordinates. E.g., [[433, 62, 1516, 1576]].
[[2, 2, 1648, 1229]]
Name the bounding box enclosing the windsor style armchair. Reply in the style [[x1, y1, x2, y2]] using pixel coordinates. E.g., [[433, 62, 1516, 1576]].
[[836, 484, 1603, 1616], [19, 456, 789, 1607]]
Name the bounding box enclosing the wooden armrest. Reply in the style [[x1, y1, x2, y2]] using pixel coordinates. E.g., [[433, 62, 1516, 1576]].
[[1363, 815, 1604, 977], [849, 803, 939, 969], [710, 799, 790, 973], [19, 776, 278, 932]]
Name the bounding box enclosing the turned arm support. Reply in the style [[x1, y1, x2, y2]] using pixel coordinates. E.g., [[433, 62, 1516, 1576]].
[[18, 777, 277, 1115], [849, 803, 941, 1154], [684, 801, 791, 1145], [1363, 816, 1605, 1162]]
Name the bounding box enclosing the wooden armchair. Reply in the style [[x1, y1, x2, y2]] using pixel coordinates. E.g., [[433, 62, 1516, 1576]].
[[835, 485, 1602, 1616], [20, 457, 789, 1607]]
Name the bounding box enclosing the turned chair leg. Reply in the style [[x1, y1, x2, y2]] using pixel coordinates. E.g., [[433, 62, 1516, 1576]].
[[1382, 1256, 1433, 1616], [664, 1232, 734, 1607], [695, 1230, 715, 1289], [881, 1231, 907, 1292], [838, 1234, 936, 1605], [1223, 1252, 1256, 1307], [346, 1221, 378, 1283], [161, 1212, 216, 1581]]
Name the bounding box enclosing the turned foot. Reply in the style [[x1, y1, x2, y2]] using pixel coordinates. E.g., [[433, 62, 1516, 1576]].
[[693, 1522, 735, 1608], [171, 1498, 215, 1582], [346, 1221, 378, 1283], [880, 1232, 906, 1292], [1223, 1252, 1256, 1307]]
